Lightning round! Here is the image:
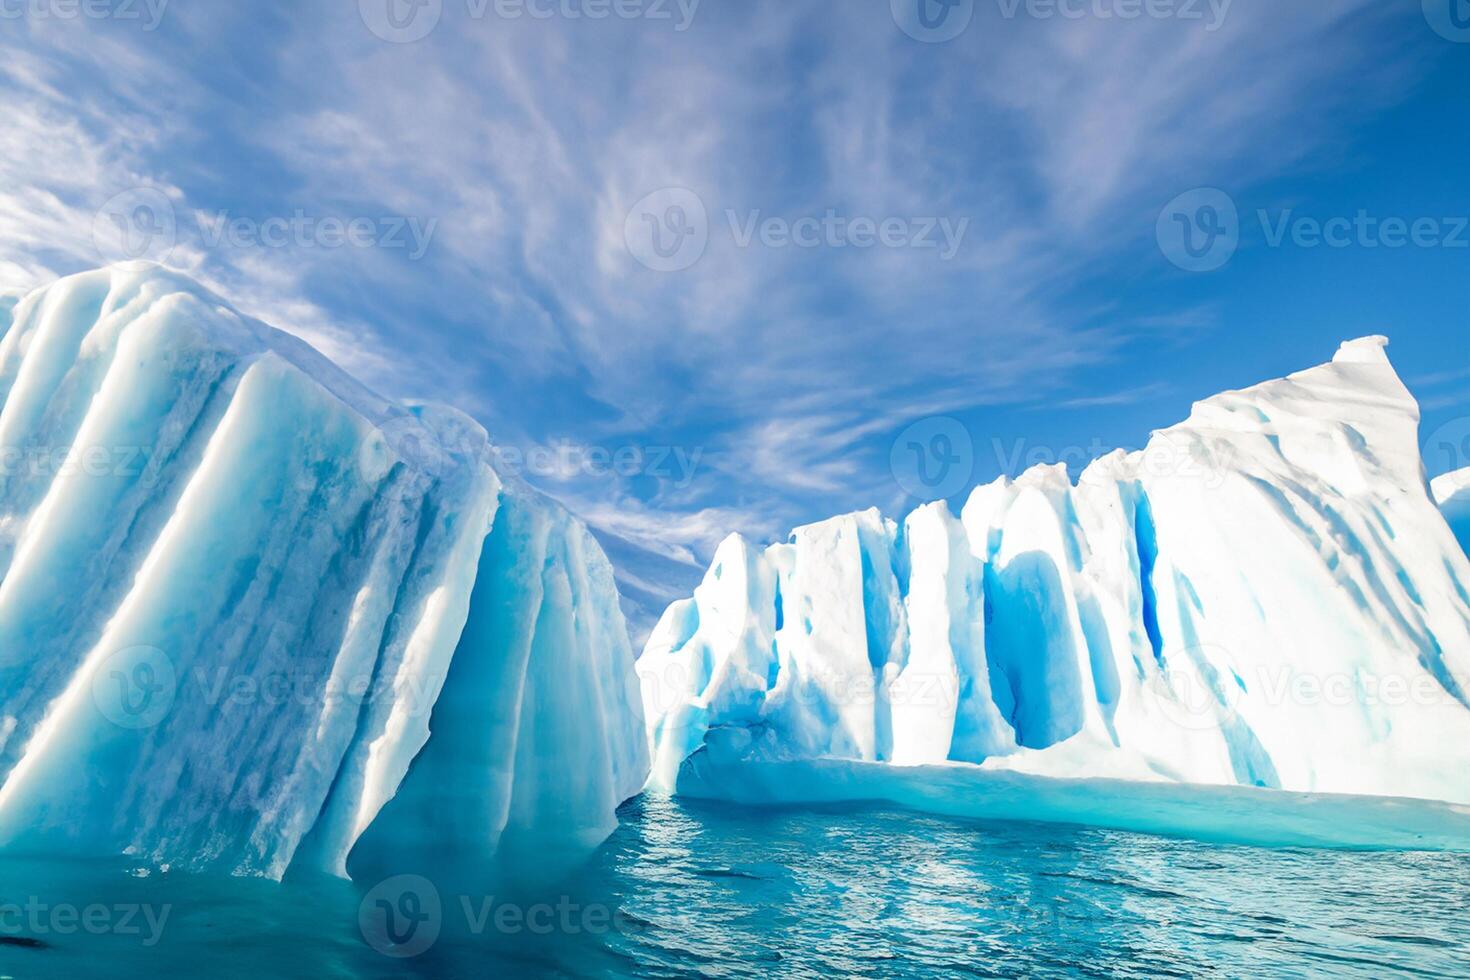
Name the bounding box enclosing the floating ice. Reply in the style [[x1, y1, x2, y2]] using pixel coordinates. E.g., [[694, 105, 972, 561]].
[[0, 266, 647, 879], [641, 336, 1470, 821], [676, 745, 1470, 851]]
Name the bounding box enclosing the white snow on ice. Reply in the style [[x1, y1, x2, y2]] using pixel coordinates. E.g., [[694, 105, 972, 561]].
[[641, 336, 1470, 826]]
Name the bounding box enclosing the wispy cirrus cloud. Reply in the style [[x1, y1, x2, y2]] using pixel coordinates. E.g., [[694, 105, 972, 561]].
[[0, 1, 1445, 634], [1052, 382, 1174, 411]]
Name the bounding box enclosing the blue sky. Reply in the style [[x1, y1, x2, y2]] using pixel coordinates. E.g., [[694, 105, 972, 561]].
[[1, 0, 1467, 637]]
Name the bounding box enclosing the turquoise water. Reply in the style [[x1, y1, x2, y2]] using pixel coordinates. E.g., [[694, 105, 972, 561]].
[[3, 796, 1469, 978]]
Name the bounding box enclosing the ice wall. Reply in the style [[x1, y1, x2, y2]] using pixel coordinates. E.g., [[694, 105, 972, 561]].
[[642, 337, 1470, 805], [0, 266, 647, 879]]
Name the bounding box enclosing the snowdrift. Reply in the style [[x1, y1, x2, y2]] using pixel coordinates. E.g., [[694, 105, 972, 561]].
[[641, 337, 1470, 836], [0, 266, 647, 879]]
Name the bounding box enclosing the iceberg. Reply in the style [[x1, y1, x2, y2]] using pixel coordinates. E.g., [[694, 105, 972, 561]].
[[640, 337, 1470, 829], [0, 265, 647, 880]]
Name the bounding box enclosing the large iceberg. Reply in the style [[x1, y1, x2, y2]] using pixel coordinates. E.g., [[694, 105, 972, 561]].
[[0, 266, 647, 879], [640, 337, 1470, 820]]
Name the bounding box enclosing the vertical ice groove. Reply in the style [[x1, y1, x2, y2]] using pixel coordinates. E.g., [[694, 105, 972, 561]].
[[1131, 488, 1165, 668], [0, 298, 223, 771], [345, 478, 647, 881], [346, 463, 499, 852], [0, 348, 283, 833], [0, 293, 16, 333], [343, 488, 552, 876], [639, 531, 775, 790], [642, 337, 1470, 805], [0, 271, 109, 460], [305, 455, 501, 876], [0, 302, 31, 414], [474, 492, 554, 848], [0, 267, 650, 879]]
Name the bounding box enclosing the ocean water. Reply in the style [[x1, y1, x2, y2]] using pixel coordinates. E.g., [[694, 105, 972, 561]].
[[2, 795, 1469, 978]]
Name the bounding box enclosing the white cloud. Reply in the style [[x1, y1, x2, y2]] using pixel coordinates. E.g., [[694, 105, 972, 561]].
[[0, 1, 1438, 635]]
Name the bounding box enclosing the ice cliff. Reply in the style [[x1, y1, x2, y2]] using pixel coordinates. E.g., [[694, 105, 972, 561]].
[[0, 266, 647, 879], [641, 337, 1470, 809]]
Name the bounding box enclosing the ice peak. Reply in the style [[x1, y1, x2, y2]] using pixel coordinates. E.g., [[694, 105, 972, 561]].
[[1433, 470, 1470, 507], [1332, 335, 1391, 365], [1015, 461, 1073, 491]]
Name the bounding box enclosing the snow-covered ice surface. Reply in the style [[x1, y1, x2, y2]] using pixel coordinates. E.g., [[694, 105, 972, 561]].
[[641, 336, 1470, 841], [0, 266, 647, 880], [677, 741, 1470, 851]]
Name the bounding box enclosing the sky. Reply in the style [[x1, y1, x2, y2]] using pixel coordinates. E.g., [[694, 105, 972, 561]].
[[1, 0, 1467, 640]]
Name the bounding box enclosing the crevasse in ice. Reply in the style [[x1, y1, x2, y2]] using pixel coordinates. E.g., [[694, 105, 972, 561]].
[[0, 266, 647, 879], [641, 337, 1470, 808]]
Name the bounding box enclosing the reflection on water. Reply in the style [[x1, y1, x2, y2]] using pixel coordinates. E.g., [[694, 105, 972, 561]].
[[2, 795, 1468, 978]]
